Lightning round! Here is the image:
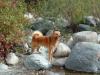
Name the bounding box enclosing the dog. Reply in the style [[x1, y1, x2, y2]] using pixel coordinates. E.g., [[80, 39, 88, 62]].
[[31, 30, 61, 62]]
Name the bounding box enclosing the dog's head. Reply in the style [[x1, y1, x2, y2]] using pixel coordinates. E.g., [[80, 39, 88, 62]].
[[52, 31, 61, 38]]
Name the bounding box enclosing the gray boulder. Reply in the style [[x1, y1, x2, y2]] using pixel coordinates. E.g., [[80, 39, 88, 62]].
[[65, 42, 100, 72], [53, 43, 71, 57], [73, 31, 97, 44], [24, 54, 51, 70], [24, 47, 51, 70]]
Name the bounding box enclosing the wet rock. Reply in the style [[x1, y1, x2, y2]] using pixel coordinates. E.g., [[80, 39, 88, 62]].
[[54, 43, 71, 57], [6, 52, 19, 65], [65, 42, 100, 72]]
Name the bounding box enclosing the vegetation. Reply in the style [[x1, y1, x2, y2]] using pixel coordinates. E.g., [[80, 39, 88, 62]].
[[33, 0, 100, 24], [0, 0, 28, 43], [0, 0, 100, 42]]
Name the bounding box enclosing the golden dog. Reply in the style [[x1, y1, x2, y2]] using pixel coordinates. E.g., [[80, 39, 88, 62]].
[[31, 30, 61, 62]]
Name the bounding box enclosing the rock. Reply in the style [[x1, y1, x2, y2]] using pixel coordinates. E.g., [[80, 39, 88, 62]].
[[24, 12, 33, 19], [24, 12, 36, 23], [55, 17, 70, 27], [66, 36, 74, 49], [84, 16, 97, 27], [38, 46, 48, 59], [31, 18, 53, 35], [24, 29, 33, 46], [23, 43, 29, 52], [73, 31, 98, 45], [54, 43, 71, 57], [46, 30, 53, 36], [78, 24, 92, 31], [52, 57, 68, 66], [65, 42, 100, 72], [84, 16, 100, 27], [24, 54, 51, 70], [0, 63, 8, 71], [95, 18, 100, 27], [6, 52, 19, 65], [98, 34, 100, 43], [31, 17, 70, 35]]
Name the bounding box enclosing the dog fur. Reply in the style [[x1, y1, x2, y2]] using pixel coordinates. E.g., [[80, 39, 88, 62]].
[[31, 30, 61, 62]]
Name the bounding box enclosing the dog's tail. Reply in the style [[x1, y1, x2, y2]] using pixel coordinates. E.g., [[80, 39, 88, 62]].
[[32, 30, 43, 38]]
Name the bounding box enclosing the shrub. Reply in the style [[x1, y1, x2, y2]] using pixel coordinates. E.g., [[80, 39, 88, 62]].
[[0, 0, 28, 43]]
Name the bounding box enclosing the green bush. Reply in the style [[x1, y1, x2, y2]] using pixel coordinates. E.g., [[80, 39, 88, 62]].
[[0, 0, 28, 42]]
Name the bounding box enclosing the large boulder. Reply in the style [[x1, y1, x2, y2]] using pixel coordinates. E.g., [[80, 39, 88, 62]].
[[24, 47, 51, 70], [65, 42, 100, 72], [53, 43, 71, 57], [6, 52, 19, 65], [73, 31, 98, 44], [68, 31, 98, 49], [24, 54, 51, 70]]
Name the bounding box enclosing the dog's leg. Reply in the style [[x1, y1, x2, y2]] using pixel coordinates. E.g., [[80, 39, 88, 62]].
[[48, 47, 53, 62], [31, 43, 37, 53]]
